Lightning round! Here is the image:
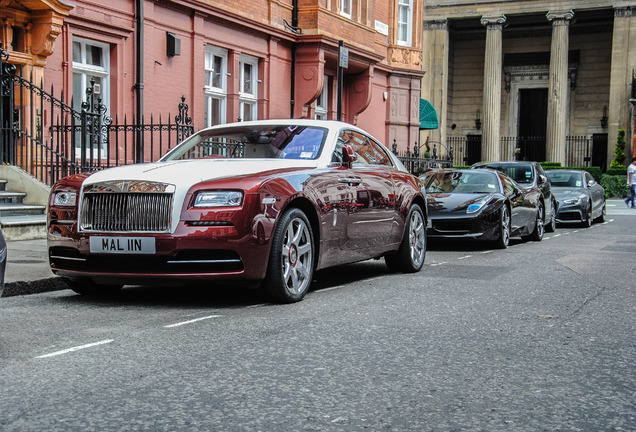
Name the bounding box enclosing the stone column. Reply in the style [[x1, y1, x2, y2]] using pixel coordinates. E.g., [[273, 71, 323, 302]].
[[546, 10, 574, 164], [421, 20, 449, 146], [608, 7, 635, 162], [481, 15, 506, 162]]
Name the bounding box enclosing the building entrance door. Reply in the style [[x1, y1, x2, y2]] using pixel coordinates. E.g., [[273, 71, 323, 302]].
[[518, 88, 548, 162], [592, 133, 608, 172]]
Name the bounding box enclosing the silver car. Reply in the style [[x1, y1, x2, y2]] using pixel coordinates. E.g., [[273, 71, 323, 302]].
[[546, 169, 606, 227]]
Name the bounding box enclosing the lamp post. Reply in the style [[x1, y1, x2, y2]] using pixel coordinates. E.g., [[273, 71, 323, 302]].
[[630, 70, 636, 158]]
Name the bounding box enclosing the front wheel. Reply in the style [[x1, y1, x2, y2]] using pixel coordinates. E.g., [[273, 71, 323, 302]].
[[494, 205, 511, 249], [385, 204, 426, 273], [263, 208, 314, 304], [581, 202, 592, 228], [545, 199, 557, 232]]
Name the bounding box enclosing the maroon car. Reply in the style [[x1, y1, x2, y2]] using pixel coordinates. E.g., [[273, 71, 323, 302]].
[[48, 120, 427, 303]]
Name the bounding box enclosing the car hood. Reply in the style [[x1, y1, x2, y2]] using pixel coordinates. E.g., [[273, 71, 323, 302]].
[[552, 188, 586, 201], [427, 193, 491, 215], [83, 159, 318, 188]]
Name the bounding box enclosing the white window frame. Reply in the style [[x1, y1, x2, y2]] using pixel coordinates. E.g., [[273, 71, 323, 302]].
[[72, 37, 110, 156], [72, 38, 110, 109], [340, 0, 352, 19], [204, 46, 228, 127], [397, 0, 413, 47], [315, 76, 329, 120], [239, 54, 258, 122]]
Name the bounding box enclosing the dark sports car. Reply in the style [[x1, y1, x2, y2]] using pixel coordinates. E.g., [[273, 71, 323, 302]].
[[421, 169, 545, 248], [48, 120, 427, 303], [471, 161, 557, 233], [546, 169, 606, 227]]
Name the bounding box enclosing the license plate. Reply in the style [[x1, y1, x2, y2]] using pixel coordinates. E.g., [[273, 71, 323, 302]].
[[90, 236, 156, 254]]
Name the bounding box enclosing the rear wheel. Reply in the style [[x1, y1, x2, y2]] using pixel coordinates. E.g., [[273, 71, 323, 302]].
[[385, 204, 426, 272], [63, 278, 122, 296], [494, 205, 511, 249], [528, 201, 545, 241], [594, 199, 606, 223], [263, 208, 314, 304]]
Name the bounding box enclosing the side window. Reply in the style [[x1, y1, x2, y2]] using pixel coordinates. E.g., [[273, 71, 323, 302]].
[[337, 130, 392, 166]]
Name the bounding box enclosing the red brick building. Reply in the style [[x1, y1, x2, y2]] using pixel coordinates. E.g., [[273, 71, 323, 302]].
[[2, 0, 424, 155]]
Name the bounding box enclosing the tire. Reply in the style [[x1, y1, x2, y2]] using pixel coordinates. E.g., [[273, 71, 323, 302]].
[[385, 204, 426, 273], [594, 199, 606, 223], [63, 278, 122, 296], [545, 199, 557, 232], [263, 208, 314, 304], [581, 201, 592, 228], [528, 200, 544, 241], [494, 205, 511, 249]]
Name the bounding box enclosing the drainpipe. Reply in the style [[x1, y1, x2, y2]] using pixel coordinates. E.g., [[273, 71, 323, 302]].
[[135, 0, 144, 162], [289, 0, 300, 118]]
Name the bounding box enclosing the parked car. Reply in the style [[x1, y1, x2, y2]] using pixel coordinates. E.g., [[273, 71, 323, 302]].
[[421, 168, 545, 248], [0, 228, 6, 297], [48, 120, 427, 303], [471, 161, 557, 233], [546, 169, 606, 227]]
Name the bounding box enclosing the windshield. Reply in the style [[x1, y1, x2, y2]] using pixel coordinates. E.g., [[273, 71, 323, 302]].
[[424, 171, 500, 194], [547, 171, 584, 188], [483, 164, 533, 184], [162, 125, 328, 161]]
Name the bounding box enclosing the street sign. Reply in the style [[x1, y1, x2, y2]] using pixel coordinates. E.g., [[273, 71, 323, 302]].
[[339, 46, 349, 68]]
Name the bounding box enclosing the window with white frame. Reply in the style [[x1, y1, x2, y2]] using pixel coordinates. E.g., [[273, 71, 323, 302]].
[[72, 38, 110, 111], [204, 46, 228, 127], [72, 37, 110, 154], [239, 54, 258, 122], [397, 0, 413, 46], [315, 76, 329, 120], [340, 0, 352, 18]]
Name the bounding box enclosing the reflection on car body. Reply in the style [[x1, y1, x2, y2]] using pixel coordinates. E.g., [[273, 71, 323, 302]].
[[48, 120, 427, 303]]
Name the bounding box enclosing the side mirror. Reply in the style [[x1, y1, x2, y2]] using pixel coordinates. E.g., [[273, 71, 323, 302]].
[[342, 144, 357, 169], [539, 174, 548, 185], [588, 179, 596, 188]]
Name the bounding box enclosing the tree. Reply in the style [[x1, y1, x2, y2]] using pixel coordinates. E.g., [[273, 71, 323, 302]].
[[610, 129, 627, 169]]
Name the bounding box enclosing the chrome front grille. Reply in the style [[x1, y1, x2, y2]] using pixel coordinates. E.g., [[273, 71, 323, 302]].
[[80, 181, 174, 233]]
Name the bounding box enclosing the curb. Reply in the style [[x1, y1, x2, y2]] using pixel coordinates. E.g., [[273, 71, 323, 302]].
[[2, 277, 68, 298]]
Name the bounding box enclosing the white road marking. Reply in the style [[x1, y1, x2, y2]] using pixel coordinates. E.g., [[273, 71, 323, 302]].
[[458, 255, 472, 260], [164, 315, 221, 328], [36, 339, 114, 359]]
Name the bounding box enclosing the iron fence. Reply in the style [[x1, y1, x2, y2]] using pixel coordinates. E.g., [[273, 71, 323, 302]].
[[1, 48, 193, 186]]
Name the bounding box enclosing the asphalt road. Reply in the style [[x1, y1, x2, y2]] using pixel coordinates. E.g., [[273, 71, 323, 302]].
[[1, 212, 635, 431]]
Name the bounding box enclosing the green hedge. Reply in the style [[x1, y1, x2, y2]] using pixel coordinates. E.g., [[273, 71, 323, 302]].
[[600, 174, 629, 198]]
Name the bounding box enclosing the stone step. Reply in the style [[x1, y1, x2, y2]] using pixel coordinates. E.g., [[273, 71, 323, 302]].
[[0, 203, 47, 217], [0, 214, 48, 241], [0, 190, 27, 204]]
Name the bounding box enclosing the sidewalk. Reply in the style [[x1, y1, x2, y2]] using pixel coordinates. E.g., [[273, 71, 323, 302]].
[[2, 199, 635, 297]]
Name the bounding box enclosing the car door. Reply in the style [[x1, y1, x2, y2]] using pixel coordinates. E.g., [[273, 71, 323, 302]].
[[338, 129, 397, 257], [585, 172, 604, 215], [499, 173, 535, 233]]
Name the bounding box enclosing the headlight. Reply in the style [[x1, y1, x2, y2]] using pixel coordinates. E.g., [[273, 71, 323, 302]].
[[53, 191, 77, 207], [562, 198, 580, 205], [194, 191, 243, 207], [467, 196, 492, 214]]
